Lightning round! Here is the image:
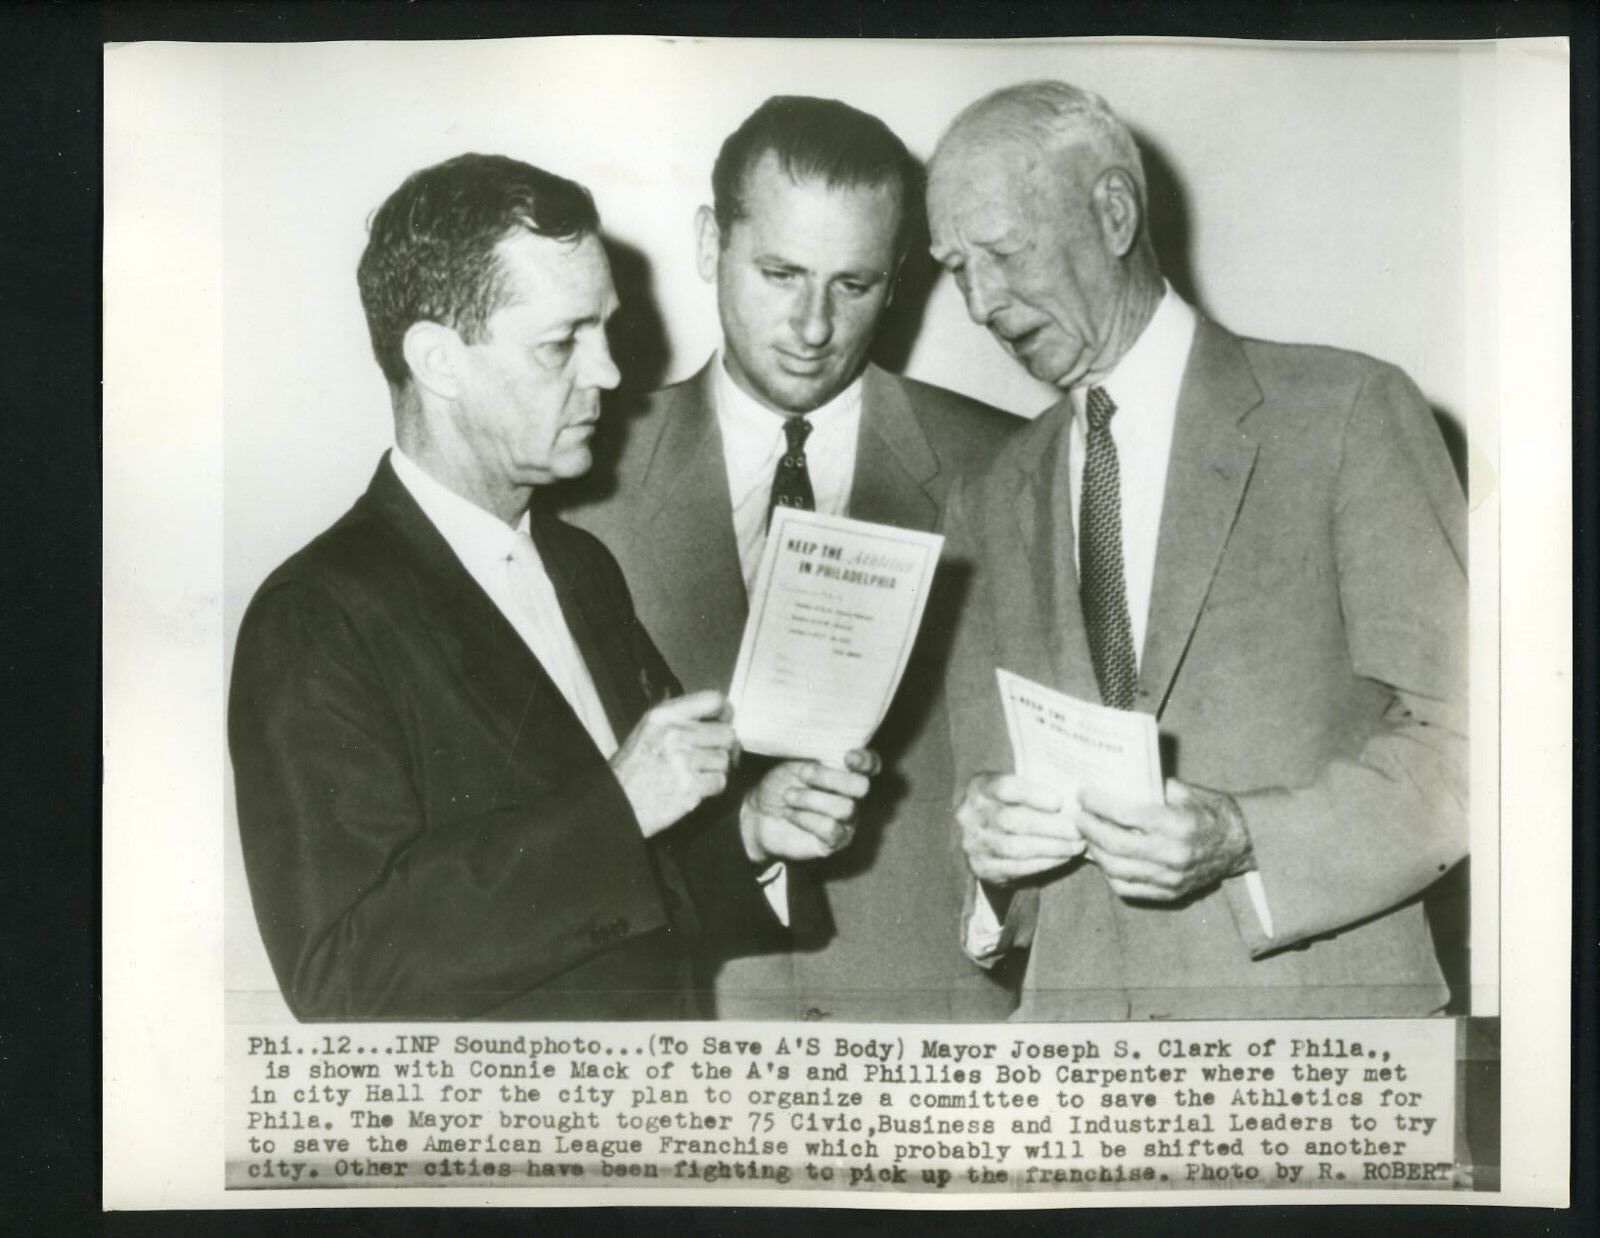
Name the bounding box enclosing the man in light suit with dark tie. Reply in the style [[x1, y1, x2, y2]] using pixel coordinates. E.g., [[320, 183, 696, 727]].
[[928, 82, 1468, 1020], [229, 153, 876, 1021], [565, 97, 1022, 1020]]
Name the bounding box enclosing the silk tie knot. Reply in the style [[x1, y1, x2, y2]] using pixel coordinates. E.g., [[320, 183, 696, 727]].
[[768, 414, 817, 523], [1086, 386, 1117, 433], [782, 415, 812, 460]]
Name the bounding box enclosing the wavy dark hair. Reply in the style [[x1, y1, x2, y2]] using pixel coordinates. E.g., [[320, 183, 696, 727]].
[[357, 153, 599, 389]]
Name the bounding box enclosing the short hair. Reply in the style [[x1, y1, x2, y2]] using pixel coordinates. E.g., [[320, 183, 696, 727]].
[[935, 80, 1146, 203], [711, 96, 920, 253], [357, 153, 600, 389]]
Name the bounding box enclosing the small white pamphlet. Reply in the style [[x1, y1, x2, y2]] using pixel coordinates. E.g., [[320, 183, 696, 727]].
[[728, 507, 943, 761], [995, 668, 1166, 808]]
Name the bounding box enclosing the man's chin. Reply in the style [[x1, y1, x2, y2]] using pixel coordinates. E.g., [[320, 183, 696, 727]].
[[535, 448, 594, 485], [756, 368, 848, 416], [1022, 352, 1080, 389], [1000, 334, 1078, 387]]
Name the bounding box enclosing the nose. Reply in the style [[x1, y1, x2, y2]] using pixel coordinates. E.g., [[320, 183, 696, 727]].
[[583, 331, 621, 391], [790, 282, 833, 350]]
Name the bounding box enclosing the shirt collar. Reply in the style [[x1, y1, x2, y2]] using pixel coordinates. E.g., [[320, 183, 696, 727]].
[[713, 352, 864, 479], [389, 445, 532, 578], [1073, 284, 1197, 438]]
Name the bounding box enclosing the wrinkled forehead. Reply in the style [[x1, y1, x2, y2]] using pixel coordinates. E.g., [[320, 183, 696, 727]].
[[928, 143, 1039, 236], [931, 134, 1090, 237]]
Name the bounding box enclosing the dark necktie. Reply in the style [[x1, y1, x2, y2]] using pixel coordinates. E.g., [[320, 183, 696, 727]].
[[1078, 386, 1138, 709], [767, 415, 815, 526]]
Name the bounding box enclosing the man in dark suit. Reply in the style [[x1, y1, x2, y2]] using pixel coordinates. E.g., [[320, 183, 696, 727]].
[[928, 82, 1468, 1019], [229, 153, 877, 1021], [565, 98, 1021, 1020]]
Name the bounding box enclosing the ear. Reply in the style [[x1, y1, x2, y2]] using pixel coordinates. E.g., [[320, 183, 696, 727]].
[[401, 320, 464, 401], [694, 205, 721, 283], [1092, 167, 1143, 259]]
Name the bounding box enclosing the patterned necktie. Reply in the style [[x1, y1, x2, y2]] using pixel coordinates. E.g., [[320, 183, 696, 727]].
[[767, 414, 816, 526], [1078, 386, 1138, 709]]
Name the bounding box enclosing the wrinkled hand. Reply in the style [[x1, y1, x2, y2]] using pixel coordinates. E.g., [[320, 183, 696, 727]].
[[610, 690, 737, 838], [741, 750, 881, 863], [1076, 778, 1254, 902], [957, 772, 1087, 886]]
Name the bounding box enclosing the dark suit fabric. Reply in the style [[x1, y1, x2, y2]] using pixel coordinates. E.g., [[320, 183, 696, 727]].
[[563, 361, 1022, 1021], [945, 320, 1469, 1020], [229, 456, 778, 1021]]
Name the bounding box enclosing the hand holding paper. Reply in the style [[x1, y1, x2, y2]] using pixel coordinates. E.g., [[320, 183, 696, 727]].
[[957, 771, 1089, 885], [727, 508, 942, 762], [984, 669, 1256, 902], [1077, 779, 1256, 902], [961, 670, 1165, 887], [740, 749, 882, 864], [609, 689, 737, 837]]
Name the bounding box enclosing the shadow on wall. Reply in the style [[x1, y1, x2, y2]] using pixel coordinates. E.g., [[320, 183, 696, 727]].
[[871, 199, 938, 378], [573, 236, 670, 507], [1139, 130, 1200, 310], [605, 236, 671, 398], [1432, 408, 1469, 492]]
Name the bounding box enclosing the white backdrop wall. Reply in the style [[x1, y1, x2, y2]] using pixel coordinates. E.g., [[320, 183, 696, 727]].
[[219, 37, 1477, 1006]]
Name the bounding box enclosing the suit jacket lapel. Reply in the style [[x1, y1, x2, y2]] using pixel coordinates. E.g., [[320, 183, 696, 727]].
[[632, 362, 749, 685], [1139, 319, 1263, 714], [362, 458, 600, 752], [849, 365, 941, 532]]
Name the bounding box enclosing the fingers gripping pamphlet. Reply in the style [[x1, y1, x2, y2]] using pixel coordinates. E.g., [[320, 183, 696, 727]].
[[996, 668, 1165, 810], [728, 508, 943, 761]]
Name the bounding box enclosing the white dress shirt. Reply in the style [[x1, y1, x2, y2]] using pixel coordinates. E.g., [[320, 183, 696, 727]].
[[714, 355, 864, 590], [967, 287, 1274, 955], [389, 446, 619, 758], [712, 356, 866, 918]]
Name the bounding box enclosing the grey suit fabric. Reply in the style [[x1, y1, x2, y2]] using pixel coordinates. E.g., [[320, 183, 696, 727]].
[[944, 318, 1469, 1020], [562, 360, 1023, 1020]]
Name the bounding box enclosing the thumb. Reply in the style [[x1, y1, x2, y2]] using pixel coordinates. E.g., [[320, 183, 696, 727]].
[[651, 689, 728, 722]]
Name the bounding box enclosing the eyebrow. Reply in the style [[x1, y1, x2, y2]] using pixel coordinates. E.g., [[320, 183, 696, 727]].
[[540, 306, 617, 335], [752, 252, 889, 282], [975, 225, 1028, 250]]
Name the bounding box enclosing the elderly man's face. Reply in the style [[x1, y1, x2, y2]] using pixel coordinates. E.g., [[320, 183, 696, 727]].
[[451, 230, 621, 487], [700, 151, 901, 415], [929, 141, 1121, 389]]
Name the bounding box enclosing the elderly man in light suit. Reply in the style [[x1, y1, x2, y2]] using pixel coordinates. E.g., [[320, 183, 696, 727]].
[[929, 82, 1468, 1020], [565, 97, 1021, 1020]]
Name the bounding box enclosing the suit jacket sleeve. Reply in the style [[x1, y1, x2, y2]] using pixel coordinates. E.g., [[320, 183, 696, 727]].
[[229, 574, 667, 1021], [1226, 363, 1469, 953]]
